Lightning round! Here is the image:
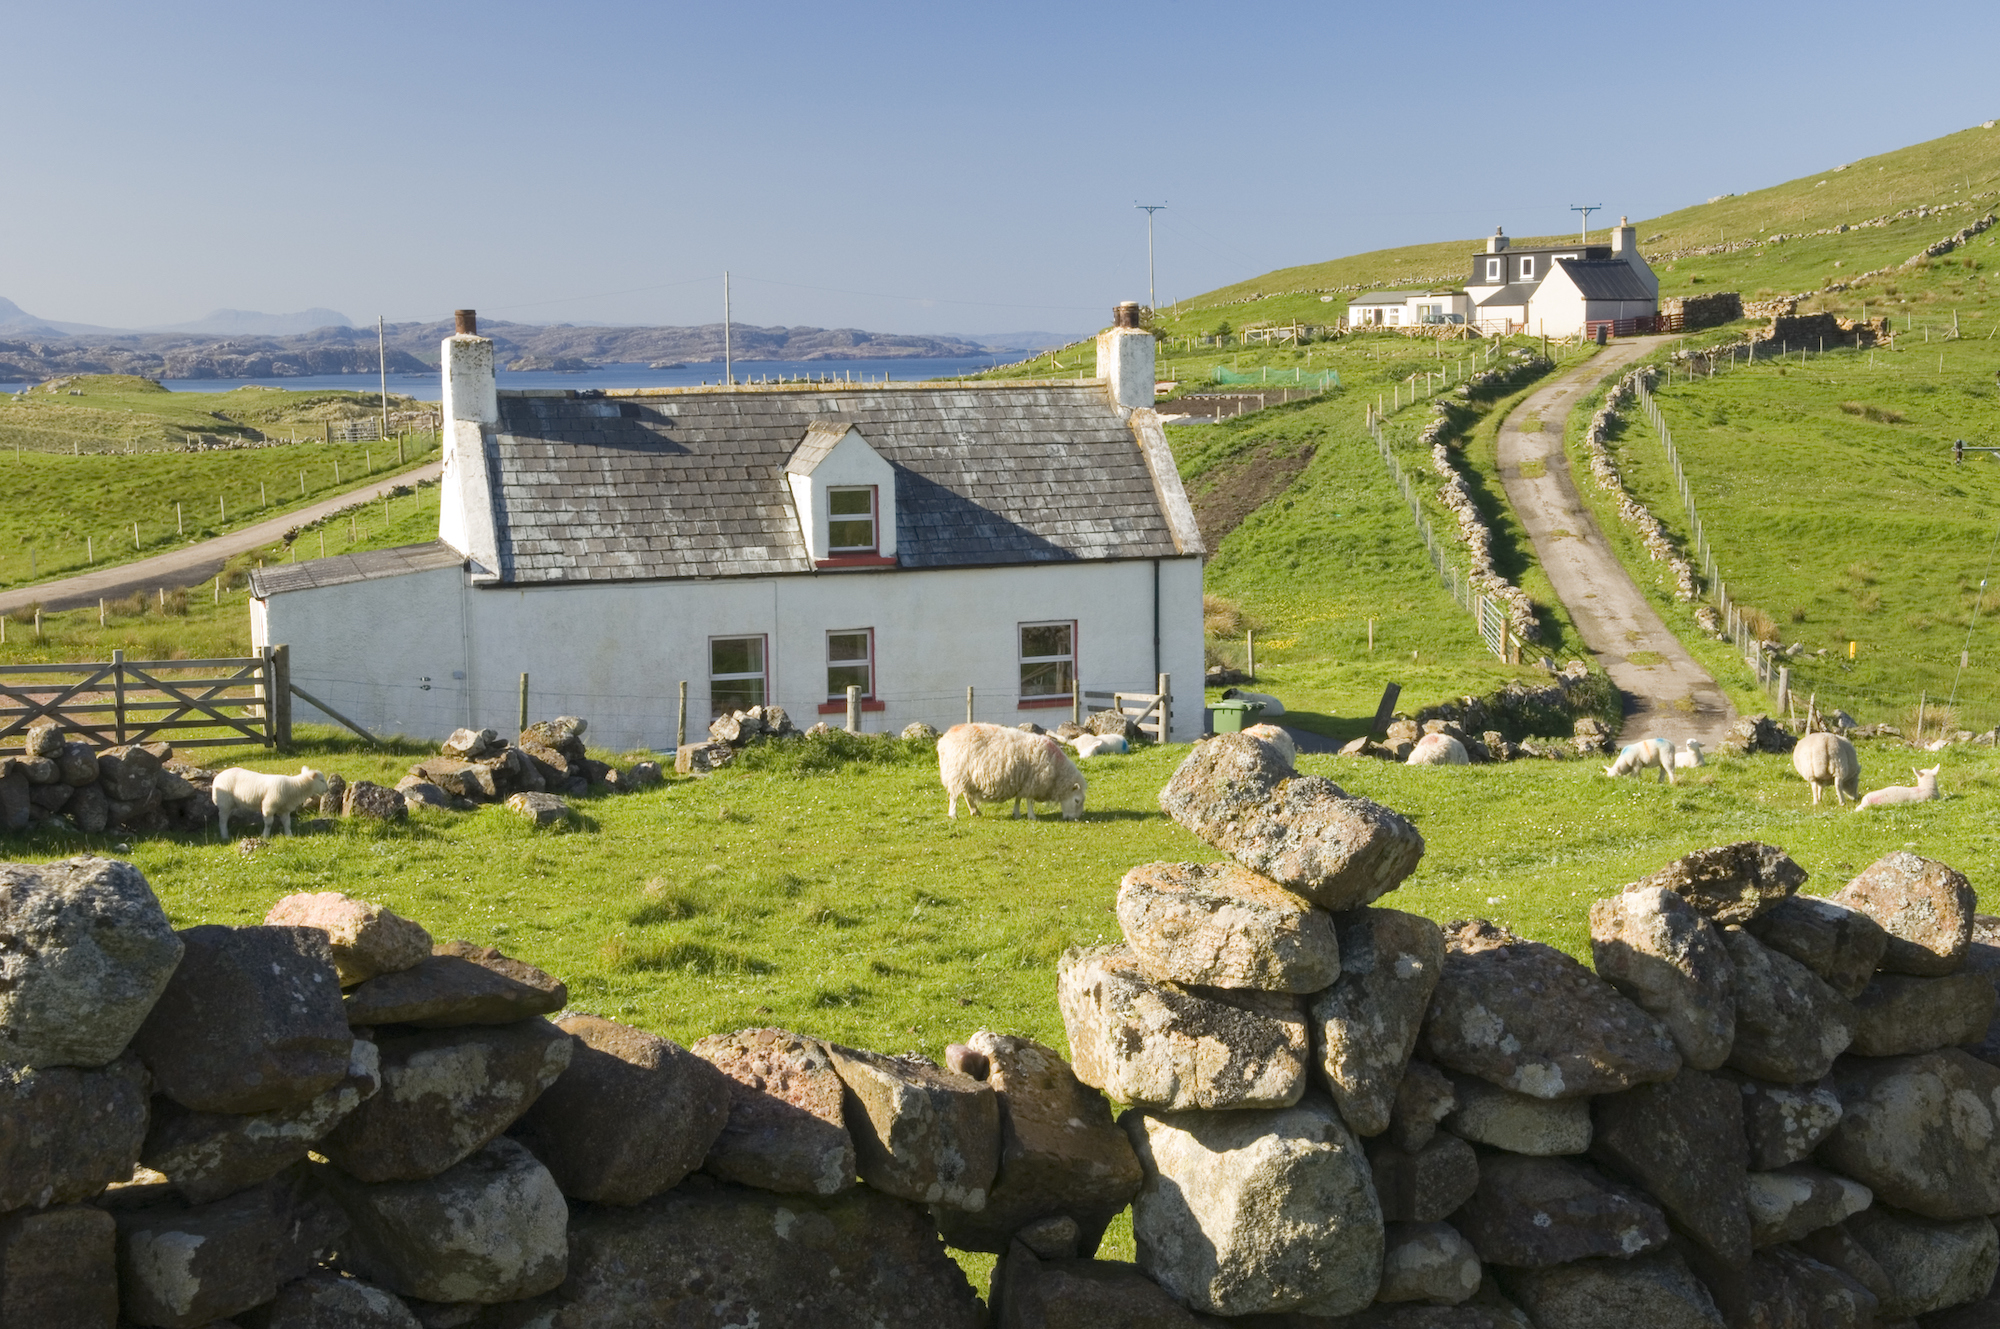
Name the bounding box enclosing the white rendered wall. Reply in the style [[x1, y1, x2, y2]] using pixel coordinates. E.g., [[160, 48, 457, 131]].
[[1096, 327, 1157, 413], [438, 335, 500, 575], [255, 557, 1207, 749]]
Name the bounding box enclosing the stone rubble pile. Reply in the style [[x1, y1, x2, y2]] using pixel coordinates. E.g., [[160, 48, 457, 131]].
[[1340, 662, 1617, 762], [1577, 368, 1701, 603], [0, 721, 223, 836], [674, 703, 802, 775], [401, 716, 660, 821], [8, 728, 2000, 1325]]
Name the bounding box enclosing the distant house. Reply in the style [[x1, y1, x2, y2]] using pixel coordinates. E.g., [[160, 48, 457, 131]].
[[248, 307, 1206, 748], [1464, 218, 1659, 338], [1346, 289, 1469, 328]]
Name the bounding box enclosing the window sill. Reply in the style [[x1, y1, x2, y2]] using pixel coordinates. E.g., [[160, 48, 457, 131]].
[[816, 699, 887, 714], [815, 555, 897, 569], [1017, 697, 1075, 711]]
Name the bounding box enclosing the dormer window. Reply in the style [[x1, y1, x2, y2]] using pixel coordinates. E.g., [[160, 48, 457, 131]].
[[828, 487, 877, 553], [1484, 258, 1501, 282], [1519, 257, 1536, 280]]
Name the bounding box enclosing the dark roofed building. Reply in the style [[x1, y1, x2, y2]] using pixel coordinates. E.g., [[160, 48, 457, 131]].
[[251, 310, 1205, 749], [1463, 218, 1660, 337]]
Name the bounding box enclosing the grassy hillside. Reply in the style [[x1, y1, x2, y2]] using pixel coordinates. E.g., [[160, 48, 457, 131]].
[[3, 373, 431, 450], [1150, 121, 2000, 336], [0, 376, 438, 591]]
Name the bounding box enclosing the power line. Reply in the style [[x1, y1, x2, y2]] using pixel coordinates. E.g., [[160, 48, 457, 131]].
[[1135, 202, 1167, 310], [1569, 204, 1604, 242]]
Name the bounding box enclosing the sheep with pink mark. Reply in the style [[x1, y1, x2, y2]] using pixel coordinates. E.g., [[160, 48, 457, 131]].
[[1856, 765, 1941, 810], [937, 723, 1087, 820]]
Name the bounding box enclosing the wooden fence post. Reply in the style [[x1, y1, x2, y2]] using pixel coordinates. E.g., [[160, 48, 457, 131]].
[[846, 685, 861, 734], [112, 648, 126, 745], [1157, 672, 1171, 744], [676, 681, 687, 749], [1247, 628, 1256, 682], [270, 644, 292, 748], [1071, 678, 1082, 727], [966, 686, 975, 727], [518, 673, 529, 735]]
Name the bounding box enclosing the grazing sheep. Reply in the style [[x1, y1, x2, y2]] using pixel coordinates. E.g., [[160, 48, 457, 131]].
[[1066, 733, 1130, 759], [213, 766, 329, 839], [1792, 732, 1860, 807], [1606, 738, 1676, 784], [1856, 764, 1942, 810], [1241, 723, 1296, 765], [938, 723, 1087, 821], [1220, 688, 1285, 716], [1407, 733, 1469, 766], [1674, 739, 1706, 769]]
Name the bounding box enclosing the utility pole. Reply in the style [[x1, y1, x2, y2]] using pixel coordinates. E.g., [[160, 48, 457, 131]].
[[1135, 203, 1167, 311], [723, 271, 732, 386], [1569, 204, 1603, 242], [376, 316, 389, 446]]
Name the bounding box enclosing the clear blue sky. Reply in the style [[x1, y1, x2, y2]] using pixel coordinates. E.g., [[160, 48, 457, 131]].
[[4, 0, 1994, 336]]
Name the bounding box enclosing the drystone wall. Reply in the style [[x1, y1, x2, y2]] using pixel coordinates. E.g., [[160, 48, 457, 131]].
[[1575, 367, 1702, 604], [6, 729, 2000, 1326]]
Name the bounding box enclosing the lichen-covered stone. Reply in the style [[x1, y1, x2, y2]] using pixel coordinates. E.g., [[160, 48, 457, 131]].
[[1311, 907, 1443, 1138], [0, 856, 184, 1068], [1832, 851, 1976, 976], [262, 893, 432, 987], [932, 1032, 1142, 1257], [825, 1044, 999, 1210], [1123, 1095, 1383, 1318], [1745, 1164, 1871, 1247], [0, 1050, 148, 1212], [1421, 919, 1680, 1100], [1844, 1205, 2000, 1318], [110, 1183, 282, 1329], [1719, 1071, 1843, 1170], [504, 792, 571, 827], [1847, 970, 1996, 1056], [144, 1039, 381, 1203], [1589, 1068, 1750, 1268], [1387, 1059, 1455, 1153], [1720, 926, 1855, 1083], [1451, 1153, 1669, 1268], [341, 942, 566, 1028], [1366, 1132, 1481, 1224], [1444, 1073, 1592, 1155], [342, 782, 408, 823], [1059, 945, 1307, 1111], [511, 1014, 729, 1205], [320, 1019, 571, 1183], [1376, 1221, 1482, 1306], [1589, 885, 1735, 1070], [1158, 733, 1425, 911], [1819, 1048, 2000, 1220], [1744, 894, 1887, 998], [0, 1204, 118, 1327], [502, 1174, 984, 1328], [692, 1026, 856, 1196], [1627, 842, 1806, 925], [316, 1137, 568, 1305], [1501, 1250, 1723, 1329], [1116, 861, 1340, 992]]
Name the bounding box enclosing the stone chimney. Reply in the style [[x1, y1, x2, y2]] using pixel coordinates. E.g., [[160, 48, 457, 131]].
[[1096, 302, 1155, 416], [1610, 216, 1638, 254], [1486, 227, 1511, 254], [438, 309, 501, 576], [1609, 217, 1658, 299]]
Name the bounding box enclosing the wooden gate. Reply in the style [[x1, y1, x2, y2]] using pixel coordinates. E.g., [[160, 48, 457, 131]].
[[0, 646, 291, 753]]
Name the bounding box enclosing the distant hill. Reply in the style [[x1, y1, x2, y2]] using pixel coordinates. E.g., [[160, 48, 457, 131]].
[[1161, 119, 2000, 333], [144, 308, 355, 336], [0, 296, 122, 337]]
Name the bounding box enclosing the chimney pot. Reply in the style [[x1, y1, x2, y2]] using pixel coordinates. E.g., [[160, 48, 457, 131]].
[[1114, 301, 1142, 329], [454, 309, 478, 336]]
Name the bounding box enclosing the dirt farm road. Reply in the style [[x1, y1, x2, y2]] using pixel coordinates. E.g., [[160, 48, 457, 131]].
[[0, 461, 442, 617], [1495, 340, 1737, 751]]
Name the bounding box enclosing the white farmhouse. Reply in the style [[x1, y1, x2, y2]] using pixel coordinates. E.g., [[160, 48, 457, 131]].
[[1464, 218, 1659, 338], [1346, 289, 1470, 328], [248, 306, 1206, 747]]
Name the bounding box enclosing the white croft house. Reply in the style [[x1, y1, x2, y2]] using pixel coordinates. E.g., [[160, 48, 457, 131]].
[[1465, 218, 1659, 338], [1346, 289, 1470, 328], [248, 307, 1206, 748]]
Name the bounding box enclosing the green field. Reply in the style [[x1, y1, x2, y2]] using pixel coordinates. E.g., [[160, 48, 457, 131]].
[[3, 373, 429, 450]]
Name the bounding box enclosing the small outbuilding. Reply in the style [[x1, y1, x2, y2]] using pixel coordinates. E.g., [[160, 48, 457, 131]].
[[1346, 289, 1469, 328]]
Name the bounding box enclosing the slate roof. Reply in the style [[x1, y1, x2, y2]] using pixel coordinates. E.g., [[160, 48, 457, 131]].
[[1552, 259, 1654, 301], [486, 384, 1182, 583], [250, 541, 463, 598], [1350, 289, 1432, 305]]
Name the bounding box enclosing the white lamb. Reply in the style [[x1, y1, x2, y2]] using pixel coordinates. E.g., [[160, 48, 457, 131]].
[[1407, 732, 1468, 766], [1067, 733, 1129, 759], [1856, 765, 1941, 810], [1792, 732, 1860, 807], [1606, 738, 1676, 784], [1674, 739, 1706, 769], [212, 765, 329, 839], [938, 723, 1086, 820], [1220, 688, 1285, 716], [1242, 723, 1296, 765]]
